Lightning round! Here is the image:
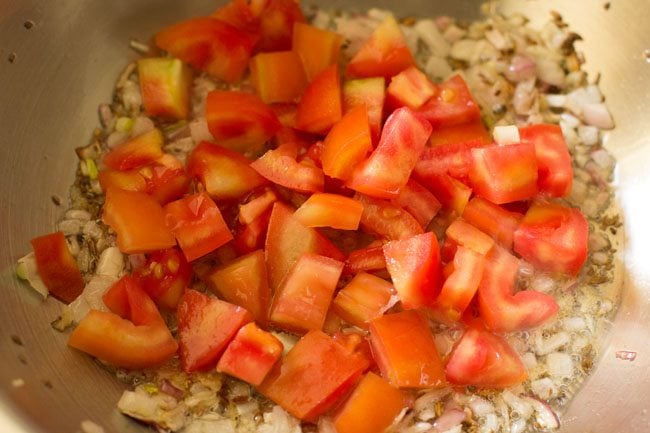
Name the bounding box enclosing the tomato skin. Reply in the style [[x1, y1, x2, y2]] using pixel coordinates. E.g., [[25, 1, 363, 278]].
[[355, 193, 424, 241], [417, 75, 481, 128], [164, 192, 233, 262], [415, 138, 487, 183], [332, 272, 395, 328], [513, 201, 588, 276], [293, 193, 363, 230], [346, 16, 415, 79], [211, 0, 262, 34], [103, 188, 176, 254], [177, 289, 253, 373], [251, 144, 324, 193], [519, 124, 573, 197], [386, 66, 437, 111], [205, 249, 271, 324], [469, 143, 539, 205], [258, 330, 369, 421], [347, 107, 432, 199], [103, 129, 165, 171], [138, 57, 193, 120], [445, 321, 527, 388], [477, 247, 559, 332], [342, 77, 386, 144], [393, 178, 441, 228], [416, 172, 472, 216], [250, 51, 308, 103], [217, 322, 283, 386], [295, 65, 342, 135], [155, 17, 258, 83], [134, 248, 192, 311], [30, 231, 84, 304], [265, 202, 344, 290], [205, 90, 281, 154], [383, 231, 441, 309], [187, 141, 268, 200], [292, 22, 343, 82], [344, 245, 387, 275], [68, 278, 177, 370], [462, 197, 522, 250], [269, 253, 344, 333], [321, 105, 373, 181], [369, 310, 446, 388], [333, 372, 406, 433]]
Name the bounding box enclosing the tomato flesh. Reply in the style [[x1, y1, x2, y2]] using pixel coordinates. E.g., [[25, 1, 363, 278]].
[[134, 247, 192, 311], [386, 66, 437, 110], [342, 77, 386, 143], [103, 129, 164, 171], [292, 22, 343, 82], [138, 57, 193, 120], [295, 65, 342, 135], [293, 193, 363, 230], [250, 51, 308, 103], [332, 272, 395, 328], [417, 75, 481, 128], [355, 193, 424, 241], [462, 197, 522, 250]]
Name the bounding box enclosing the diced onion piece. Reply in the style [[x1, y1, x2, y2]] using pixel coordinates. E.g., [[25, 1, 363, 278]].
[[522, 396, 561, 430], [582, 103, 615, 129], [493, 125, 520, 145], [546, 352, 574, 378], [433, 408, 466, 432], [95, 247, 124, 278], [16, 253, 49, 299]]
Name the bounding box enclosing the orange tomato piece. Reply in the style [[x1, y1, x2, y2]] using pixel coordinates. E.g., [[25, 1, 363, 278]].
[[392, 178, 441, 228], [331, 272, 395, 328], [417, 172, 472, 216], [435, 246, 486, 321], [103, 188, 176, 254], [355, 193, 424, 241], [292, 22, 343, 82], [343, 77, 386, 144], [250, 51, 308, 103], [462, 197, 522, 250], [321, 105, 373, 181], [251, 144, 324, 193], [238, 189, 277, 225], [445, 219, 495, 255], [369, 310, 446, 388], [386, 66, 437, 110], [333, 372, 406, 433], [346, 16, 415, 79], [103, 129, 164, 171], [30, 231, 84, 304], [206, 249, 271, 324], [427, 119, 491, 147], [295, 64, 342, 135], [256, 0, 305, 52], [293, 193, 364, 230], [137, 57, 193, 120]]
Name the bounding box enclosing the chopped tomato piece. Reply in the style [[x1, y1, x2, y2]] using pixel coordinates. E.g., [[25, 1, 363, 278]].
[[206, 91, 281, 154], [435, 246, 486, 321], [346, 16, 415, 79], [68, 279, 177, 370], [333, 372, 406, 433], [98, 169, 148, 194], [469, 143, 538, 204], [415, 138, 488, 182], [205, 249, 271, 324], [265, 202, 344, 289], [103, 188, 176, 254], [137, 57, 192, 120], [295, 64, 342, 134], [445, 219, 495, 255], [251, 144, 324, 193], [345, 245, 387, 275], [269, 253, 344, 333], [292, 22, 343, 82], [321, 105, 373, 181], [355, 193, 424, 241], [347, 107, 432, 199], [217, 322, 283, 386], [332, 272, 395, 328], [386, 66, 437, 110], [154, 17, 258, 83], [164, 192, 233, 262], [477, 247, 559, 332], [462, 197, 523, 250], [513, 200, 588, 276], [417, 75, 481, 128], [134, 247, 192, 311], [211, 0, 262, 34], [446, 321, 527, 388], [232, 209, 272, 255], [258, 330, 368, 421], [30, 231, 84, 304], [270, 104, 299, 128], [250, 51, 308, 103], [187, 141, 268, 200], [393, 178, 441, 228], [369, 310, 446, 388], [293, 193, 363, 230], [519, 124, 573, 197], [177, 289, 253, 373], [415, 172, 472, 216], [342, 77, 386, 143], [383, 232, 441, 309], [144, 162, 191, 205], [256, 0, 305, 52], [238, 189, 277, 225], [427, 120, 491, 147], [103, 129, 164, 171]]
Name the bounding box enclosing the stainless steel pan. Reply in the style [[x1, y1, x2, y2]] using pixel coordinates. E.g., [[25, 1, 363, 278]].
[[1, 1, 649, 432]]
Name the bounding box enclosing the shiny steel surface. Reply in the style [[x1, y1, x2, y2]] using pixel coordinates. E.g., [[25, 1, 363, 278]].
[[0, 1, 648, 432]]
